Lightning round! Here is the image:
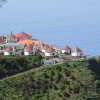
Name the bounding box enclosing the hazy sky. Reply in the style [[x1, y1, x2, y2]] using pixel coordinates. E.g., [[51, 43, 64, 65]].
[[0, 0, 100, 56]]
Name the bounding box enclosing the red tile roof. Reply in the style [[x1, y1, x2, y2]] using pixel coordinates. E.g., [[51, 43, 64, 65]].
[[8, 32, 32, 39]]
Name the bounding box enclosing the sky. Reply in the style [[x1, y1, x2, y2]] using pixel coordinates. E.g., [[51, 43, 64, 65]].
[[0, 0, 100, 56]]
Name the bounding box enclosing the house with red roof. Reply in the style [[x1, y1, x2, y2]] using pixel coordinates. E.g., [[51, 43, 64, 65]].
[[0, 32, 84, 57], [7, 32, 32, 43]]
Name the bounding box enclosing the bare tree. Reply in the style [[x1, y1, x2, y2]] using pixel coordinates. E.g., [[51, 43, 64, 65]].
[[0, 0, 7, 7]]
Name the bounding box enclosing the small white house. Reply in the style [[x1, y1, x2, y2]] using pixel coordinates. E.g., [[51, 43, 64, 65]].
[[71, 48, 83, 57], [64, 45, 71, 55], [41, 49, 54, 57], [71, 52, 81, 57], [42, 49, 46, 53], [24, 46, 33, 56], [44, 52, 53, 56], [24, 51, 29, 56], [24, 51, 33, 56], [4, 47, 13, 56], [4, 52, 10, 56], [61, 49, 66, 54]]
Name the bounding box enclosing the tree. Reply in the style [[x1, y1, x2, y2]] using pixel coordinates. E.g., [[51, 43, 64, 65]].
[[0, 0, 7, 7]]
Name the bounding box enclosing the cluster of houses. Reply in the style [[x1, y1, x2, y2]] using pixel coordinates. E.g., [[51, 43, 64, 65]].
[[61, 46, 83, 57], [0, 32, 84, 57]]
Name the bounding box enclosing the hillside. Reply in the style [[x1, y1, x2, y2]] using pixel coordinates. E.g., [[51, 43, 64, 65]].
[[0, 60, 100, 100], [0, 56, 42, 79]]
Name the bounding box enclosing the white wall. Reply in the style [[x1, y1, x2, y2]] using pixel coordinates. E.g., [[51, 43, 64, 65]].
[[45, 52, 53, 56], [42, 49, 46, 53], [71, 52, 81, 57], [4, 52, 10, 56], [62, 50, 66, 54], [24, 52, 30, 56]]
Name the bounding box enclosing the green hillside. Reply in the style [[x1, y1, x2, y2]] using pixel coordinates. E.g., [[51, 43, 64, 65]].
[[0, 56, 42, 79], [0, 60, 100, 100]]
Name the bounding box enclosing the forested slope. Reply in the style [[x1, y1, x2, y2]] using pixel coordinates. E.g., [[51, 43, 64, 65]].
[[0, 56, 42, 79], [0, 60, 100, 100]]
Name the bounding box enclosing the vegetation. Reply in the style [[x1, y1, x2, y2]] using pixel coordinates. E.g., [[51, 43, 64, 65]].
[[0, 60, 100, 100], [0, 56, 42, 79]]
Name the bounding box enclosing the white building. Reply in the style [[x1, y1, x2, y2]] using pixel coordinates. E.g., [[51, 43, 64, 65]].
[[4, 47, 14, 56], [44, 52, 53, 56], [24, 46, 33, 56], [71, 48, 83, 57], [64, 45, 71, 55], [41, 49, 55, 57], [24, 51, 32, 56], [61, 49, 66, 54]]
